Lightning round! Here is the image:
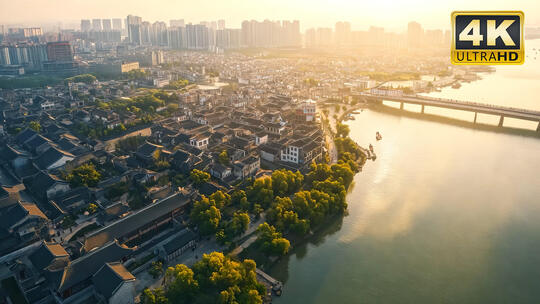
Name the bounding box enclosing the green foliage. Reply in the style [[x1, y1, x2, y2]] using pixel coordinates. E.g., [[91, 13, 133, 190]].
[[271, 169, 304, 197], [154, 252, 264, 304], [65, 163, 101, 187], [336, 122, 350, 138], [28, 121, 41, 132], [105, 181, 129, 200], [190, 196, 222, 235], [171, 173, 189, 187], [86, 203, 98, 214], [64, 74, 97, 85], [165, 79, 189, 90], [255, 223, 290, 256], [231, 190, 249, 211], [149, 261, 164, 279], [142, 288, 168, 304], [225, 212, 250, 239], [123, 69, 149, 80], [190, 169, 210, 186], [246, 177, 274, 209], [334, 136, 365, 162], [266, 196, 310, 235], [0, 75, 63, 89], [218, 150, 229, 165]]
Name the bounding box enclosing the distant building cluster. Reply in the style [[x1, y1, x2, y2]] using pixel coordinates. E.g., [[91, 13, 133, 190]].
[[0, 41, 75, 74], [124, 15, 301, 49], [305, 21, 450, 49]]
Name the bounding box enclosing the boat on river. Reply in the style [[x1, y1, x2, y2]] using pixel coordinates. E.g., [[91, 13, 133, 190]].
[[376, 132, 382, 141]]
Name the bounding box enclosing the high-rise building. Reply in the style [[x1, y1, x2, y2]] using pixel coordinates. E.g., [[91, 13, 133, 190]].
[[46, 41, 73, 62], [102, 19, 112, 31], [81, 19, 91, 32], [186, 24, 209, 50], [168, 26, 187, 49], [127, 15, 143, 45], [335, 21, 351, 45], [170, 19, 185, 28], [112, 18, 123, 31], [407, 21, 423, 48], [151, 21, 168, 46], [218, 20, 226, 30], [92, 19, 102, 31]]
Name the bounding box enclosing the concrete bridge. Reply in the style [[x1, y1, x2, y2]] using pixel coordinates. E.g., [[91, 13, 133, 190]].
[[360, 93, 540, 131]]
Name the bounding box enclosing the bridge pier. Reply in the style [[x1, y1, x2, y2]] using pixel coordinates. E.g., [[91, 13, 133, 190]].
[[537, 121, 540, 132], [498, 116, 504, 127], [400, 102, 404, 110], [421, 105, 425, 114], [473, 112, 477, 124]]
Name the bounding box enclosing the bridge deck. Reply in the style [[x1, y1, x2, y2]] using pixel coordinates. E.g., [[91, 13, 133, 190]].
[[362, 93, 540, 121]]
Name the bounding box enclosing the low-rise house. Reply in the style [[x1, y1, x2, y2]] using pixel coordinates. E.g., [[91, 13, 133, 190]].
[[28, 241, 70, 273], [25, 170, 70, 200], [209, 162, 232, 180], [160, 229, 197, 262], [189, 132, 211, 150], [34, 146, 75, 170], [83, 192, 192, 252], [92, 262, 137, 304], [48, 240, 136, 300], [233, 155, 261, 179], [23, 134, 53, 155], [280, 138, 323, 167], [135, 142, 171, 165], [0, 201, 49, 244]]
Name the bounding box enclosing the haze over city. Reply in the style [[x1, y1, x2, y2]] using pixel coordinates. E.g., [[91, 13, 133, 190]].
[[0, 1, 540, 304], [2, 0, 540, 29]]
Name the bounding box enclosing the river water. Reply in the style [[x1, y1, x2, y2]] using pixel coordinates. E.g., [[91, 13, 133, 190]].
[[271, 40, 540, 303]]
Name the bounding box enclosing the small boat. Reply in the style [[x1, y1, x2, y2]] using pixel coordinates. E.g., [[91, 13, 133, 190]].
[[369, 144, 374, 153], [451, 82, 461, 89], [376, 132, 382, 141]]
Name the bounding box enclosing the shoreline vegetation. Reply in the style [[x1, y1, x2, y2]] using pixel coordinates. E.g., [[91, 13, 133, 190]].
[[141, 112, 367, 304]]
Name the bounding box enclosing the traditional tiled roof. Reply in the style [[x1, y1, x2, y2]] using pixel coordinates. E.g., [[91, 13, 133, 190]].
[[49, 240, 135, 293], [92, 262, 135, 299], [83, 192, 191, 252], [162, 230, 197, 255], [29, 241, 69, 272], [35, 146, 74, 170]]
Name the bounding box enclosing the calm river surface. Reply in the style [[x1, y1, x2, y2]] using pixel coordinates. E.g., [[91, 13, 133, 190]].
[[271, 40, 540, 303]]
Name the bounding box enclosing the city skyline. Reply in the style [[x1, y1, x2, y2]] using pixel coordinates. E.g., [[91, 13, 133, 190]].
[[3, 0, 540, 30]]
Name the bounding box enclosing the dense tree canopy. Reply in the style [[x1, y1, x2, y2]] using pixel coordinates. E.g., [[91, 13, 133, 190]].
[[190, 169, 210, 186], [143, 252, 265, 304], [65, 163, 101, 187], [64, 74, 97, 85], [255, 222, 290, 256]]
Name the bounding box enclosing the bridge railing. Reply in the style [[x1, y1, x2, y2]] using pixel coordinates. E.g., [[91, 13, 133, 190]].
[[360, 92, 540, 116]]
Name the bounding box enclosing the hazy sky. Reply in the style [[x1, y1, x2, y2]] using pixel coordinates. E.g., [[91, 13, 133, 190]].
[[2, 0, 539, 31]]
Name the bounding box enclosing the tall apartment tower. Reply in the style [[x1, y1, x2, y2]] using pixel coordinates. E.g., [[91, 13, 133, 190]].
[[218, 20, 226, 30], [92, 19, 102, 31], [81, 19, 91, 32], [335, 21, 351, 45], [102, 19, 112, 31], [127, 15, 143, 45], [46, 41, 73, 62], [112, 18, 123, 31], [170, 19, 185, 27]]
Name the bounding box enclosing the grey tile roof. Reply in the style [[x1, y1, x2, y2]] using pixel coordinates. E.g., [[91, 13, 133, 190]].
[[49, 240, 135, 293], [92, 262, 135, 299], [83, 192, 191, 252]]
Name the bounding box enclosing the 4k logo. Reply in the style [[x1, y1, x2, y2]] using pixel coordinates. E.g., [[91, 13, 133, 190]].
[[451, 11, 524, 65]]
